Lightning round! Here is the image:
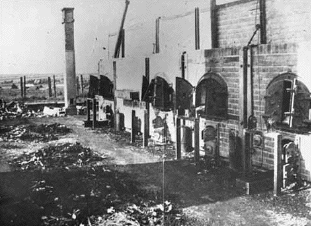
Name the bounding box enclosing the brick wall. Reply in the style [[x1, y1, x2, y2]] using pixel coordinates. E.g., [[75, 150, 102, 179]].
[[244, 43, 297, 170], [251, 43, 298, 131], [217, 0, 311, 47], [217, 0, 260, 48], [203, 43, 300, 169], [205, 47, 240, 119], [203, 48, 241, 157]]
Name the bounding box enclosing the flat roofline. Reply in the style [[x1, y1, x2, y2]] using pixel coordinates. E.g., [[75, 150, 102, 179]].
[[62, 7, 74, 11]]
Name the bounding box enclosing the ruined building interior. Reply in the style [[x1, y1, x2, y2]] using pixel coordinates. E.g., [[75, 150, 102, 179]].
[[82, 0, 311, 194]]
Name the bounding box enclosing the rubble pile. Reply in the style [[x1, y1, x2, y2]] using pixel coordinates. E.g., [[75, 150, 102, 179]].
[[9, 142, 104, 170], [0, 100, 77, 120], [0, 123, 71, 142], [93, 201, 184, 226], [0, 100, 41, 120]]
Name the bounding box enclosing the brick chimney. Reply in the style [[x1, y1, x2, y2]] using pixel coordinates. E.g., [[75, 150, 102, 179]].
[[62, 8, 77, 115]]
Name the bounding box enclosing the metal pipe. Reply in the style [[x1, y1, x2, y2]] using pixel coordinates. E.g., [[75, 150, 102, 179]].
[[243, 47, 248, 128], [247, 24, 261, 46]]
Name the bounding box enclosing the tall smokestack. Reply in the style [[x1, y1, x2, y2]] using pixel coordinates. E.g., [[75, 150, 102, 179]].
[[62, 8, 77, 115]]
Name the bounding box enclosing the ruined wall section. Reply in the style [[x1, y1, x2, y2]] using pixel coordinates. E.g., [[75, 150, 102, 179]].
[[113, 58, 145, 132], [108, 5, 212, 59]]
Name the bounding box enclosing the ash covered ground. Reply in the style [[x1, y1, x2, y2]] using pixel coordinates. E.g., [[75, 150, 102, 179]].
[[0, 115, 311, 226]]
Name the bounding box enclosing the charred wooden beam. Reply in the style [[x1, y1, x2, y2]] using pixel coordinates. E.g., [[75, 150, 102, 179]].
[[114, 0, 130, 58]]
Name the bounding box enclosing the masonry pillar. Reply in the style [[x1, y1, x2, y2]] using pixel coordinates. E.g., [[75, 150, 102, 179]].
[[62, 8, 77, 115]]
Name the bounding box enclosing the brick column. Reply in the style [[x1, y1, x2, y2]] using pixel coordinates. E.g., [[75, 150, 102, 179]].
[[62, 8, 77, 115]]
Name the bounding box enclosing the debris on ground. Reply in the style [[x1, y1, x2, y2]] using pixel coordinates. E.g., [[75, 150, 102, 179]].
[[0, 100, 24, 120], [2, 116, 311, 226], [0, 99, 86, 120], [77, 105, 87, 115], [0, 100, 42, 120], [43, 106, 66, 117], [9, 142, 105, 170], [94, 126, 177, 160], [1, 160, 185, 226], [93, 201, 184, 226], [0, 123, 71, 142]]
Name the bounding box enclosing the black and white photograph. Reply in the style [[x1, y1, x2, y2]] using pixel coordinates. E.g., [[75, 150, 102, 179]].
[[1, 0, 311, 225]]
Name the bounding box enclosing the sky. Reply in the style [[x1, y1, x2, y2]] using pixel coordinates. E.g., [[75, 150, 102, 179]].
[[0, 0, 233, 75]]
